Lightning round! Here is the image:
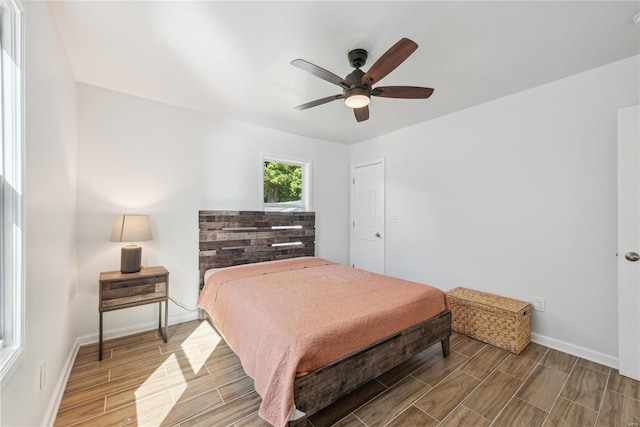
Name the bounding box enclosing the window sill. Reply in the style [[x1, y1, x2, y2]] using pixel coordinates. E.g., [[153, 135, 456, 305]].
[[0, 344, 24, 383]]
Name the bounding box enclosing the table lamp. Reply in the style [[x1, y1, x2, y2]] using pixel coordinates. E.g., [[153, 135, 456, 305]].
[[110, 214, 153, 273]]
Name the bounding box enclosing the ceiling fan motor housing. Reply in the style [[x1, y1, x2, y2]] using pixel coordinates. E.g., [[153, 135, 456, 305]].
[[345, 86, 369, 101], [345, 68, 365, 86], [345, 68, 370, 97]]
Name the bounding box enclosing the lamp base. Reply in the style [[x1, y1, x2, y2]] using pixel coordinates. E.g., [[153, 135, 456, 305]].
[[121, 245, 142, 273]]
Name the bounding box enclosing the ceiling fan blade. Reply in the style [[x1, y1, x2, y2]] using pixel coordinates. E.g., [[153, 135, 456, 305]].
[[362, 38, 418, 86], [294, 94, 344, 110], [291, 59, 349, 89], [372, 86, 434, 99], [353, 106, 369, 122]]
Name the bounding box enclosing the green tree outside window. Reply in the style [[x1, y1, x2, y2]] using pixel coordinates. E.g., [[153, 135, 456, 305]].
[[263, 161, 302, 203]]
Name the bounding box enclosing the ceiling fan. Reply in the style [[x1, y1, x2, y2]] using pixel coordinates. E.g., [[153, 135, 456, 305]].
[[291, 38, 434, 123]]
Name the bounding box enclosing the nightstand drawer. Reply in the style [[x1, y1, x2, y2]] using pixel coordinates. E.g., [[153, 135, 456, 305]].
[[101, 279, 167, 310]]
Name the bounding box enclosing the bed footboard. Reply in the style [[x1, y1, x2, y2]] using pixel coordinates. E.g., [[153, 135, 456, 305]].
[[290, 309, 451, 424]]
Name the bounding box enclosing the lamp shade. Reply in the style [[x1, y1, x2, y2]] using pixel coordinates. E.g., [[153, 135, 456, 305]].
[[110, 215, 153, 243]]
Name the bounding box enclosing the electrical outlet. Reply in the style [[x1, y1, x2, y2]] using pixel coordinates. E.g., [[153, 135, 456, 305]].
[[533, 297, 545, 312], [40, 362, 46, 391]]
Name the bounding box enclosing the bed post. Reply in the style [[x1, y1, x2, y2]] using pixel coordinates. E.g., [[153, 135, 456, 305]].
[[441, 336, 450, 357]]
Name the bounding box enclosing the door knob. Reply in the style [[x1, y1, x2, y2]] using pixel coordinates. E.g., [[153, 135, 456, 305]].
[[625, 252, 640, 262], [375, 233, 381, 238]]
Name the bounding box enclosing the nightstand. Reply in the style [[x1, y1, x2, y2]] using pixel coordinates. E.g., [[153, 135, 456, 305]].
[[98, 266, 169, 361]]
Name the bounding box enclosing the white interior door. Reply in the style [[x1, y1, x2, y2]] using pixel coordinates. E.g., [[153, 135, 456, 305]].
[[618, 104, 640, 380], [351, 161, 385, 274]]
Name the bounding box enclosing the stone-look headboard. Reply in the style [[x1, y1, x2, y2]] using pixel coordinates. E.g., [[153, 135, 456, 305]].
[[198, 210, 316, 290]]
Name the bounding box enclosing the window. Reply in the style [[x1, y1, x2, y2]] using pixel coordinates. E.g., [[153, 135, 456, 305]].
[[261, 154, 311, 212], [0, 0, 24, 381]]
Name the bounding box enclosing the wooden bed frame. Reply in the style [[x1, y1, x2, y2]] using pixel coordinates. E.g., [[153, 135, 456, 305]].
[[198, 210, 451, 426]]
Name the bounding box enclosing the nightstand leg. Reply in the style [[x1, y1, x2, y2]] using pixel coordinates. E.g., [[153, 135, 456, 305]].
[[99, 311, 103, 361], [158, 302, 162, 340], [159, 301, 167, 343], [164, 300, 168, 343]]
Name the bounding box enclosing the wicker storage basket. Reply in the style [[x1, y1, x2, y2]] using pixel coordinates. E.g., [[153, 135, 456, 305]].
[[447, 287, 531, 354]]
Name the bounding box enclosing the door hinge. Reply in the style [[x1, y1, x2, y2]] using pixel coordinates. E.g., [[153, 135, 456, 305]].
[[353, 177, 355, 184], [352, 220, 355, 227]]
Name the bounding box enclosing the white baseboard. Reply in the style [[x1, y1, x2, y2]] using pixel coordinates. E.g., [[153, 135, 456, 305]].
[[531, 332, 619, 370], [42, 311, 199, 426], [41, 337, 81, 427], [76, 312, 199, 347]]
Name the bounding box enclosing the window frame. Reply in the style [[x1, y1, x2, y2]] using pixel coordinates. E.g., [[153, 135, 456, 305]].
[[259, 153, 312, 212], [0, 0, 25, 382]]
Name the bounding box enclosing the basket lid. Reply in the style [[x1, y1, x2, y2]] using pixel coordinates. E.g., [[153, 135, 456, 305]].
[[447, 287, 530, 314]]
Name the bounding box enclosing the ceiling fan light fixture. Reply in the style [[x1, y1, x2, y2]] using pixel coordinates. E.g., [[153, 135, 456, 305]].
[[344, 88, 370, 109]]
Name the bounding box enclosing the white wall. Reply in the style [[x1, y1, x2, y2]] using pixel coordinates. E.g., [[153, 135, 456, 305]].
[[75, 83, 350, 340], [351, 56, 639, 364], [0, 2, 79, 426]]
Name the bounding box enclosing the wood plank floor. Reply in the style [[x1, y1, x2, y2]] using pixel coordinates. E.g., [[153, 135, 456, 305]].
[[55, 320, 640, 427]]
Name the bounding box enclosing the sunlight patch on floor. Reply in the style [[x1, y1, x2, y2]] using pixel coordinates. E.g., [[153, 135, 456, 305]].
[[133, 323, 221, 425], [182, 322, 221, 373], [132, 388, 174, 424]]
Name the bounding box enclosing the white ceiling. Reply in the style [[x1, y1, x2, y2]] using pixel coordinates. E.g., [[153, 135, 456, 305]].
[[50, 1, 640, 144]]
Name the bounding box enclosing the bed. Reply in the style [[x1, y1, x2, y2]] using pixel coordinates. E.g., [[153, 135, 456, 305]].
[[197, 210, 451, 426]]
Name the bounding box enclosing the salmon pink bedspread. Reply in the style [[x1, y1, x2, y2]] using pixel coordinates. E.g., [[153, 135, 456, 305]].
[[197, 257, 447, 427]]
